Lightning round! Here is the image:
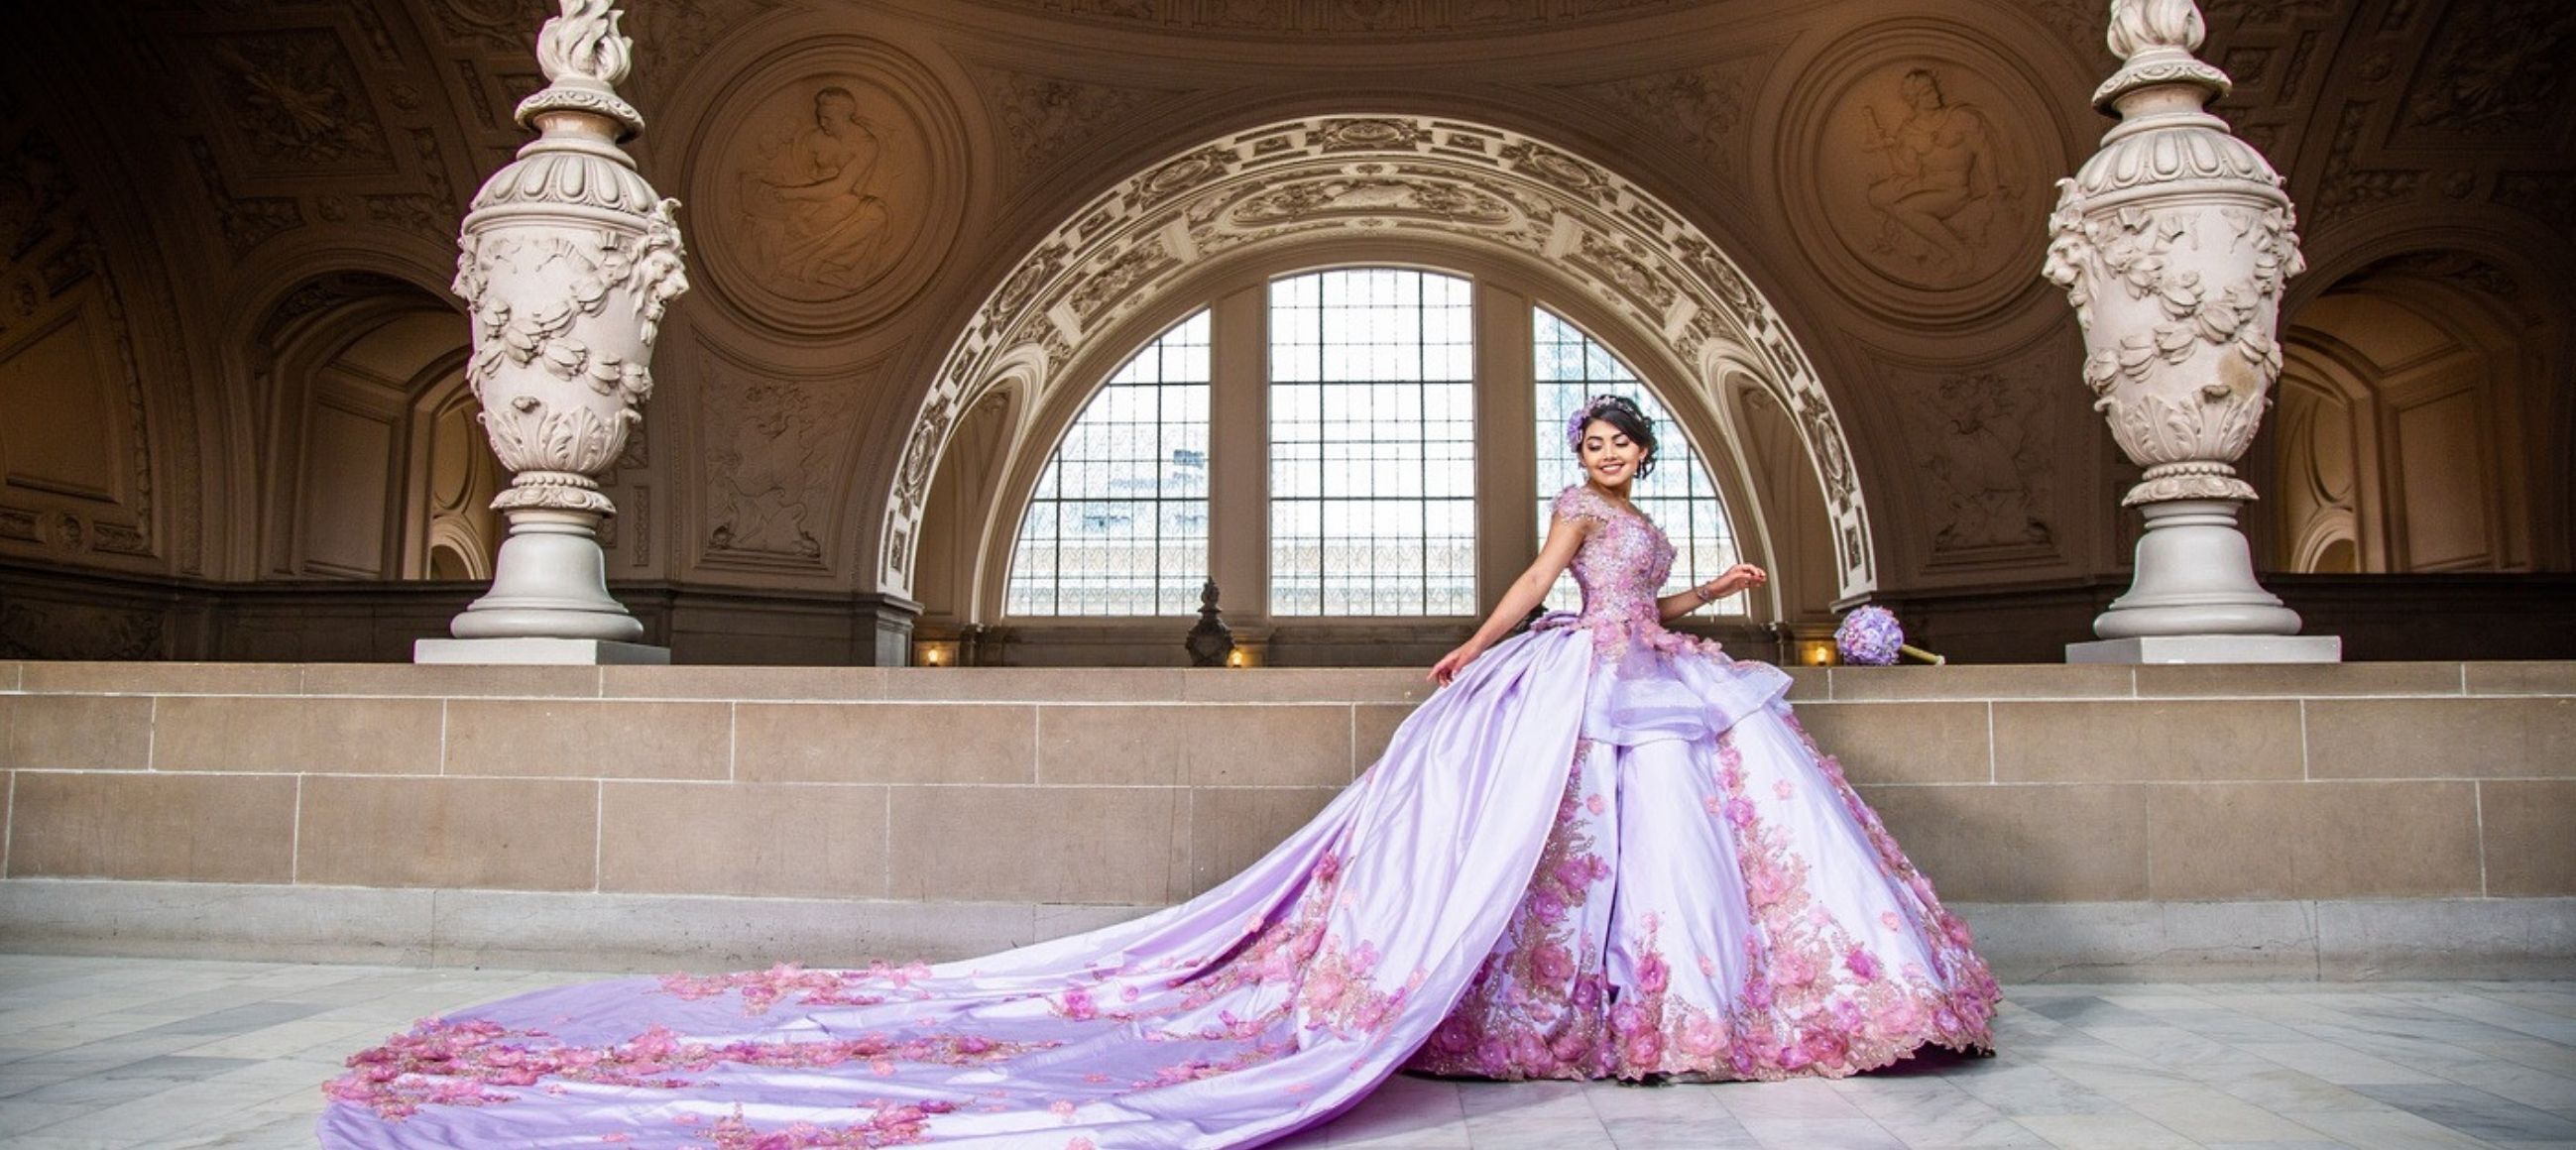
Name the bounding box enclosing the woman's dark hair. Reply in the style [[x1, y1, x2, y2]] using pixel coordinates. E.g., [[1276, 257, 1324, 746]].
[[1569, 394, 1658, 480]]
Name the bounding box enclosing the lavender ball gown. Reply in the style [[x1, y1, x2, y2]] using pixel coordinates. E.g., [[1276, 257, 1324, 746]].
[[321, 484, 1998, 1149]]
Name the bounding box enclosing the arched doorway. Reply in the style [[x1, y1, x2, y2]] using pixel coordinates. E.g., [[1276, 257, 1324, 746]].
[[250, 275, 499, 582]]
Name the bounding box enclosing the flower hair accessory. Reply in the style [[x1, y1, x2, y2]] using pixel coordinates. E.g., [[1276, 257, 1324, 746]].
[[1563, 394, 1629, 451], [1833, 606, 1946, 666]]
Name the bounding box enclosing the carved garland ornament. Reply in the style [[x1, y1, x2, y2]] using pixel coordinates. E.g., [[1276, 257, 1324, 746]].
[[451, 0, 689, 518], [881, 115, 1872, 600], [2042, 0, 2304, 508]]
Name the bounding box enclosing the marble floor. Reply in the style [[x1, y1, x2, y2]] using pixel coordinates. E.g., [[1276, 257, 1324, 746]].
[[0, 956, 2569, 1149]]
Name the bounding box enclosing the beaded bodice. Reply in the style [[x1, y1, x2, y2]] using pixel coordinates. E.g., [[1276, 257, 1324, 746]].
[[1554, 484, 1676, 633]]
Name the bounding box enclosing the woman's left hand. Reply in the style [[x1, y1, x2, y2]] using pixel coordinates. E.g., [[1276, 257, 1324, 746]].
[[1704, 563, 1768, 598]]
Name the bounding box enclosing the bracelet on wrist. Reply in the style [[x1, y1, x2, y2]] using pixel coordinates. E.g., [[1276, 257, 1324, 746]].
[[1694, 582, 1716, 604]]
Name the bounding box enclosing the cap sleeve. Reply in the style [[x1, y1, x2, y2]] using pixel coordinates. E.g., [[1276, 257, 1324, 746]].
[[1550, 484, 1610, 527]]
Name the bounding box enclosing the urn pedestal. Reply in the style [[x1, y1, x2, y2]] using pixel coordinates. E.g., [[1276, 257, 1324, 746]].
[[2043, 0, 2338, 665], [413, 0, 689, 666]]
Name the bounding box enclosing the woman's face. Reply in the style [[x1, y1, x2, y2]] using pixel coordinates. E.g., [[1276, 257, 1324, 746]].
[[1578, 417, 1647, 490]]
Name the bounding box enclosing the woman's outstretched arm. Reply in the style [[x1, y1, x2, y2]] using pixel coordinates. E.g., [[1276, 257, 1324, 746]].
[[1429, 515, 1589, 685], [1656, 563, 1769, 623]]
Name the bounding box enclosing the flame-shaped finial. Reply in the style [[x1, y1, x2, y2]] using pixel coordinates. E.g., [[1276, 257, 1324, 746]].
[[2107, 0, 2206, 61], [535, 0, 633, 91]]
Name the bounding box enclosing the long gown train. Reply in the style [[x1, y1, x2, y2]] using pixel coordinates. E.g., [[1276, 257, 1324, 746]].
[[320, 487, 1998, 1149]]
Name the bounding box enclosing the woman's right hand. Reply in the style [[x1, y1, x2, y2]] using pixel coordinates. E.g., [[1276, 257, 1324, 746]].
[[1429, 642, 1483, 687]]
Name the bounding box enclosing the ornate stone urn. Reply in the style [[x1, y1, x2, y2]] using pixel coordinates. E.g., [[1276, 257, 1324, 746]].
[[2044, 0, 2331, 658], [432, 0, 687, 656]]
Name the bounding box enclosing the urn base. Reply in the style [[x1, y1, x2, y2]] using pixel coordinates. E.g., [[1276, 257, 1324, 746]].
[[2094, 498, 2307, 642], [447, 508, 644, 643]]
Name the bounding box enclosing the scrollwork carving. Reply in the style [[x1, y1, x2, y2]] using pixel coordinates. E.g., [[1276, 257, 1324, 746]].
[[184, 138, 302, 257], [887, 115, 1875, 600], [983, 68, 1165, 181], [1564, 61, 1753, 165], [2401, 0, 2574, 133], [205, 33, 395, 172], [0, 601, 162, 660]]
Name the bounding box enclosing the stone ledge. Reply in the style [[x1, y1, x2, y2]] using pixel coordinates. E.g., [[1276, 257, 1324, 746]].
[[4, 879, 2566, 981]]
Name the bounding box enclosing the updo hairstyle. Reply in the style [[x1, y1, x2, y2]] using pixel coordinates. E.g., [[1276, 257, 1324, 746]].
[[1567, 394, 1658, 480]]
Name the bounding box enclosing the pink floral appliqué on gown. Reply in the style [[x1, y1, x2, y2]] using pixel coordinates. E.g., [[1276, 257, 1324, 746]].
[[320, 483, 1996, 1150]]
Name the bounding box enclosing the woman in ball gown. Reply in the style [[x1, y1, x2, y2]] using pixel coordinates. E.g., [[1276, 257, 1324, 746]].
[[321, 396, 1997, 1150]]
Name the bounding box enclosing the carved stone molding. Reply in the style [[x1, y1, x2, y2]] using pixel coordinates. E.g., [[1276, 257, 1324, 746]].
[[2311, 102, 2424, 230], [882, 114, 1875, 601], [1558, 57, 1763, 168], [973, 63, 1176, 187], [0, 600, 164, 660], [955, 0, 1693, 37], [2495, 172, 2576, 240], [1774, 23, 2058, 325], [190, 30, 399, 177], [2400, 0, 2574, 136], [0, 119, 159, 565], [687, 39, 969, 337], [183, 138, 304, 259]]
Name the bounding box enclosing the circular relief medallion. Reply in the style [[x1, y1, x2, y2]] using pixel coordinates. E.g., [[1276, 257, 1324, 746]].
[[689, 41, 966, 336], [1776, 27, 2056, 324]]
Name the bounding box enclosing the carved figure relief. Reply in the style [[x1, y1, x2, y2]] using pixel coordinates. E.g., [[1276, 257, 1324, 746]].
[[703, 374, 855, 567], [691, 43, 965, 336], [1897, 368, 2056, 556], [1780, 34, 2051, 323], [1855, 68, 2018, 285], [737, 86, 901, 292]]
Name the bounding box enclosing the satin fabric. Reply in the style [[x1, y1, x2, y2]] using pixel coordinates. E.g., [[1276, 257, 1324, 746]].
[[323, 630, 1602, 1149]]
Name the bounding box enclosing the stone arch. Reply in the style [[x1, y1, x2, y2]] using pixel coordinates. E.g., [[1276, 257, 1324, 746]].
[[880, 114, 1873, 603], [2266, 250, 2557, 573], [244, 272, 494, 581]]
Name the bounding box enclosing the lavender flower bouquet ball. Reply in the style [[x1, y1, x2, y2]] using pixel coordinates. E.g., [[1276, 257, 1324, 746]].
[[1835, 605, 1906, 666]]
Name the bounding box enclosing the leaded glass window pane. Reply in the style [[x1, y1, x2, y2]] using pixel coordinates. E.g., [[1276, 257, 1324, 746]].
[[1005, 310, 1211, 616], [1534, 308, 1743, 613], [1269, 269, 1476, 616]]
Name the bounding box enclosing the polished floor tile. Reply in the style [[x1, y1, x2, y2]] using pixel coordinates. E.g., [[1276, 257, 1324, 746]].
[[0, 956, 2566, 1149]]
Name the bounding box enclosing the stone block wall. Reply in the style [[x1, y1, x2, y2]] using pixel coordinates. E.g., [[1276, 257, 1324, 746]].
[[2, 660, 2570, 977]]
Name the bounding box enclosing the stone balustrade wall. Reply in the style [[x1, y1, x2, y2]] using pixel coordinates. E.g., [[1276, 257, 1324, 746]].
[[2, 660, 2569, 978]]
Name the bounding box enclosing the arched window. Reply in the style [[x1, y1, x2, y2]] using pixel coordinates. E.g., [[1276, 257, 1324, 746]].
[[1534, 308, 1742, 612], [1268, 269, 1476, 616], [1004, 310, 1211, 616], [967, 260, 1781, 662]]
